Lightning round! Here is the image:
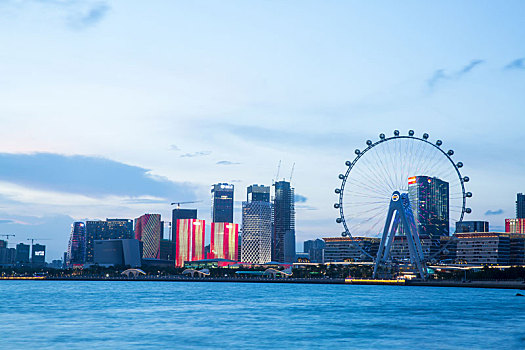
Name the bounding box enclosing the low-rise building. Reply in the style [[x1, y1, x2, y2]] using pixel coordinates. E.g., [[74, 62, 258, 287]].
[[510, 234, 525, 265], [323, 237, 379, 262], [505, 218, 525, 234], [93, 239, 141, 267], [456, 232, 510, 265]]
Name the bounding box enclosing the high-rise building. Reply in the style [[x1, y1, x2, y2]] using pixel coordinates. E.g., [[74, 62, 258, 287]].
[[31, 244, 46, 267], [247, 184, 270, 202], [210, 222, 239, 260], [455, 221, 489, 233], [272, 180, 295, 263], [408, 176, 449, 240], [85, 219, 134, 263], [0, 240, 15, 267], [241, 185, 272, 264], [517, 193, 525, 219], [175, 219, 205, 266], [211, 183, 234, 223], [303, 239, 325, 263], [159, 239, 175, 261], [67, 222, 86, 266], [171, 208, 198, 261], [15, 243, 30, 265], [135, 214, 162, 259], [505, 218, 525, 234]]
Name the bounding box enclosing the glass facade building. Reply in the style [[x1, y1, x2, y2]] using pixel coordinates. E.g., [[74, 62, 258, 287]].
[[211, 183, 234, 223], [455, 221, 489, 233], [134, 214, 162, 259], [67, 222, 86, 266], [517, 193, 525, 219], [209, 222, 239, 260], [303, 239, 325, 263], [85, 219, 134, 263], [171, 208, 198, 261], [31, 244, 46, 267], [241, 185, 272, 264], [175, 219, 205, 267], [15, 243, 30, 265], [408, 176, 449, 240], [272, 180, 295, 263]]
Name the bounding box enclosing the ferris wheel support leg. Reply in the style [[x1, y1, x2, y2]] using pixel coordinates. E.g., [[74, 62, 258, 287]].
[[373, 199, 397, 279]]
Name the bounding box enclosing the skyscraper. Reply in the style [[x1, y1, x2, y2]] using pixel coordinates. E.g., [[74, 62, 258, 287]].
[[517, 193, 525, 219], [85, 219, 134, 263], [175, 219, 205, 266], [241, 185, 272, 264], [15, 243, 30, 265], [210, 222, 239, 260], [171, 208, 197, 261], [67, 222, 86, 266], [272, 180, 296, 263], [408, 176, 449, 240], [304, 239, 325, 263], [31, 244, 46, 267], [134, 214, 162, 259], [211, 183, 234, 223]]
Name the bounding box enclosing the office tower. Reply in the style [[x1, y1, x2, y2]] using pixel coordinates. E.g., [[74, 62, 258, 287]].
[[408, 176, 449, 239], [175, 219, 205, 266], [247, 184, 270, 202], [241, 185, 272, 264], [67, 222, 86, 266], [159, 239, 175, 261], [31, 244, 46, 267], [0, 241, 15, 266], [135, 214, 162, 259], [171, 208, 197, 260], [15, 243, 30, 265], [517, 193, 525, 219], [210, 222, 239, 260], [455, 221, 489, 233], [211, 183, 234, 223], [273, 180, 296, 263], [85, 219, 134, 263], [505, 218, 525, 234], [303, 239, 326, 263]]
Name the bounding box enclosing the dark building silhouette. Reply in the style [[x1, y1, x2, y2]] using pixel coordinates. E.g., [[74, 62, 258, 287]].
[[272, 180, 295, 263], [517, 193, 525, 219], [85, 219, 134, 263], [67, 222, 86, 266], [211, 183, 234, 223], [16, 243, 30, 265], [247, 184, 270, 202], [31, 244, 46, 267], [303, 239, 325, 263], [159, 239, 175, 261], [408, 176, 449, 240], [455, 221, 489, 233], [171, 208, 198, 260]]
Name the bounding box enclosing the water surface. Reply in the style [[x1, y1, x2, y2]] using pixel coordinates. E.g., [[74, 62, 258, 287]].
[[1, 281, 524, 349]]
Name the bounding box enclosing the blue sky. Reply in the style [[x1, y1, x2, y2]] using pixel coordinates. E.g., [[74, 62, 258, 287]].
[[0, 0, 524, 259]]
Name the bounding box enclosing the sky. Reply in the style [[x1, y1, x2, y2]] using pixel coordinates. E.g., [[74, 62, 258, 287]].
[[0, 0, 524, 260]]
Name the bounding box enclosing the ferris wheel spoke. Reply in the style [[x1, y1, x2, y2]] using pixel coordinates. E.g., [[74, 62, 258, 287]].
[[346, 179, 392, 197]]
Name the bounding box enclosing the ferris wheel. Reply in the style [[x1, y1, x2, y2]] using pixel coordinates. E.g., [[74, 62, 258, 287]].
[[334, 130, 471, 261]]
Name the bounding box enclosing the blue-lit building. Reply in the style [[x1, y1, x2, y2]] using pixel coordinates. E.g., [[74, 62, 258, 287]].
[[408, 176, 449, 240], [67, 222, 86, 266], [272, 180, 296, 263], [517, 193, 525, 219], [455, 221, 489, 233]]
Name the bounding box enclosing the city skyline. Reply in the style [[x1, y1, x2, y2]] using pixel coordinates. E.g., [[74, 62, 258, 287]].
[[1, 1, 525, 260]]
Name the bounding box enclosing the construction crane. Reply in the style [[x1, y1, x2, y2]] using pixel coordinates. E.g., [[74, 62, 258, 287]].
[[170, 200, 202, 209], [289, 162, 295, 183], [274, 160, 282, 183], [0, 234, 15, 240]]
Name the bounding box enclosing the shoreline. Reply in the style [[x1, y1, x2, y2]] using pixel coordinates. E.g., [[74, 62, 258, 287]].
[[1, 276, 524, 289]]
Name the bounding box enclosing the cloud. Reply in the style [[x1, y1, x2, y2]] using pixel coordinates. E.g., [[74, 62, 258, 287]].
[[70, 2, 109, 29], [169, 144, 181, 151], [484, 209, 504, 216], [216, 160, 241, 165], [180, 151, 212, 158], [294, 194, 307, 203], [504, 58, 525, 70], [0, 219, 14, 224], [427, 59, 485, 89], [296, 205, 317, 211], [0, 152, 196, 199]]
